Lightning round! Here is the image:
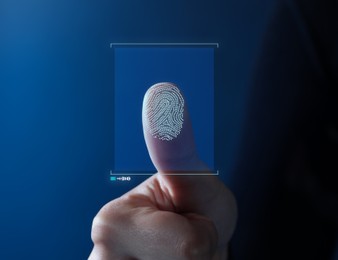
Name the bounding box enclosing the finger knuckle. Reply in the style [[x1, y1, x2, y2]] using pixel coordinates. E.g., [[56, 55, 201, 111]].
[[91, 200, 125, 246], [91, 215, 112, 245], [178, 233, 212, 259]]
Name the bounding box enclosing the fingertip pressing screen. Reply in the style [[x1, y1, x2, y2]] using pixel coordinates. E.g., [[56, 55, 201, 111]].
[[143, 83, 185, 141], [111, 44, 216, 183]]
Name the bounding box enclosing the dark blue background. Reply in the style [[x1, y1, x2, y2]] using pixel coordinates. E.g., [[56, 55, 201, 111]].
[[114, 47, 214, 173], [1, 0, 275, 259]]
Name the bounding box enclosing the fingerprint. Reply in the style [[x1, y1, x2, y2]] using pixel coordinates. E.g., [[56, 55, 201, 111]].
[[144, 83, 185, 141]]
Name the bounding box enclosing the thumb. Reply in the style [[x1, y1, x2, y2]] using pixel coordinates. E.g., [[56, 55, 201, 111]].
[[141, 83, 237, 251], [142, 82, 206, 173]]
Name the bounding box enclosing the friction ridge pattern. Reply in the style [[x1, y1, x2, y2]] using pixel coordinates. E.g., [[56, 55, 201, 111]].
[[145, 84, 184, 141]]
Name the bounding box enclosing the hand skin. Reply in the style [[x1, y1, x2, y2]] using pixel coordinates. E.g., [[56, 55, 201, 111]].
[[89, 84, 237, 260]]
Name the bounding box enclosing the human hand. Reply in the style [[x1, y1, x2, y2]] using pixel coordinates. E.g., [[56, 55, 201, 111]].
[[89, 83, 237, 260]]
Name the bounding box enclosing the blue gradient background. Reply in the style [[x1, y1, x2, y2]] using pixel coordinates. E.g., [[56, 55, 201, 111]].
[[1, 0, 275, 259]]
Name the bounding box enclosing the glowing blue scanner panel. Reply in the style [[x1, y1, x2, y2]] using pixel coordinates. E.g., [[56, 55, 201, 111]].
[[113, 46, 214, 173]]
